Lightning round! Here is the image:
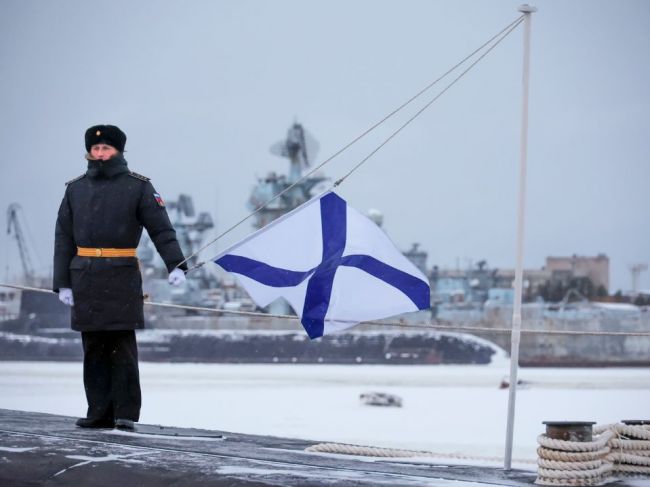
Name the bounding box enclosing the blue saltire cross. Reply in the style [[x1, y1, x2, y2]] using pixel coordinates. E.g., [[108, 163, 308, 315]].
[[216, 193, 430, 339]]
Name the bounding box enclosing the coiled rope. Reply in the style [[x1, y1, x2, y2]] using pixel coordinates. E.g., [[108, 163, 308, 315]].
[[305, 424, 650, 486], [535, 424, 650, 485], [305, 441, 535, 465]]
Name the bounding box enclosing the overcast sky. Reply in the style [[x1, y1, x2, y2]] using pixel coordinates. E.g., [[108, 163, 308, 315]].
[[1, 0, 648, 293]]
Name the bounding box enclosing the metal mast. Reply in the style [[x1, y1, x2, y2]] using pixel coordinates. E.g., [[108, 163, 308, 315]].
[[504, 4, 536, 471]]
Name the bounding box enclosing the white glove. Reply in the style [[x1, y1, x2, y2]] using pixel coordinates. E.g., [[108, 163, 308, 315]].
[[168, 268, 186, 286], [59, 288, 74, 306]]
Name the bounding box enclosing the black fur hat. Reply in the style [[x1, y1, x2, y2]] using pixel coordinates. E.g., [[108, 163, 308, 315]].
[[85, 125, 127, 152]]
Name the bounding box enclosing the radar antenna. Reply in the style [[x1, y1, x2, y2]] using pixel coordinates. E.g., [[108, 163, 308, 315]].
[[270, 122, 320, 183]]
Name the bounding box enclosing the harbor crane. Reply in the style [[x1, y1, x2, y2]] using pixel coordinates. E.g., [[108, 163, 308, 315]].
[[6, 203, 35, 284]]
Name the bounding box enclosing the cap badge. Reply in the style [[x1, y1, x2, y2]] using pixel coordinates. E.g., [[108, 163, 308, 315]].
[[96, 130, 101, 136]]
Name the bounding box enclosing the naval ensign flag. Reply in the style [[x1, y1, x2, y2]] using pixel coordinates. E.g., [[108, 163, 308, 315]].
[[214, 192, 430, 339]]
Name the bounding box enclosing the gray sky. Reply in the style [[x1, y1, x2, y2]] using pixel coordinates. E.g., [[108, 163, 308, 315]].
[[1, 0, 648, 293]]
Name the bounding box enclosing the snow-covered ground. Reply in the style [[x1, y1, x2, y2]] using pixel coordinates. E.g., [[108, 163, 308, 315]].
[[1, 361, 648, 469]]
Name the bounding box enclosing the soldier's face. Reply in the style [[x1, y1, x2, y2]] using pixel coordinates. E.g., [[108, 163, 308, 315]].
[[90, 144, 118, 161]]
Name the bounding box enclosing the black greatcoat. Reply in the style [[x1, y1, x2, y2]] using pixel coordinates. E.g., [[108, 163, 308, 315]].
[[53, 155, 186, 332]]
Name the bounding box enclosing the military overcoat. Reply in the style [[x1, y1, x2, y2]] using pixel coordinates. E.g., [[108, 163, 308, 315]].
[[53, 155, 186, 332]]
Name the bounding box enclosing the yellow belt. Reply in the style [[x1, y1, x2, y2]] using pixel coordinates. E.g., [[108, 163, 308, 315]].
[[77, 247, 137, 258]]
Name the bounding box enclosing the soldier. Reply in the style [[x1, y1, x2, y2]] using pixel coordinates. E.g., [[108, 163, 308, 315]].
[[53, 124, 188, 430]]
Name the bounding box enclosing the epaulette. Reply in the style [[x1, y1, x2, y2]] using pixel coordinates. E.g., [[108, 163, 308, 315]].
[[128, 171, 151, 182], [65, 174, 86, 185]]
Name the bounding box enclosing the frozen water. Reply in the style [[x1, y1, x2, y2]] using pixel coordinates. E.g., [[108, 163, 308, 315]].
[[0, 361, 648, 467]]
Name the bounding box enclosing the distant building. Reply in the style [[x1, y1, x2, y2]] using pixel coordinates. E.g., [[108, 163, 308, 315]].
[[545, 254, 609, 292], [431, 254, 610, 305]]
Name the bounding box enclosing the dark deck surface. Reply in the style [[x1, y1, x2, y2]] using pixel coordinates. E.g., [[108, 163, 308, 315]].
[[0, 409, 642, 486]]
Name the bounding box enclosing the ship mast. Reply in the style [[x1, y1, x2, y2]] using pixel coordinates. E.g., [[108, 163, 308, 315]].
[[249, 122, 327, 230]]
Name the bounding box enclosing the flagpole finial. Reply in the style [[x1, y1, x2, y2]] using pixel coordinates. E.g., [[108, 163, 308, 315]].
[[518, 4, 537, 13]]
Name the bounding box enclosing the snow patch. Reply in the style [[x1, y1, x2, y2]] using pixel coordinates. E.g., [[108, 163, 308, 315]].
[[105, 430, 225, 442], [54, 452, 150, 477], [216, 465, 488, 486], [0, 446, 37, 452]]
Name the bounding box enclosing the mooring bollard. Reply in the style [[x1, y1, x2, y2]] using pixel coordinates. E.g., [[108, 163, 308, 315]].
[[535, 420, 612, 486], [542, 421, 596, 442]]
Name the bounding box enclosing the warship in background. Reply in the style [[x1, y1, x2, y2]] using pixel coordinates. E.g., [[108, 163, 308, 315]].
[[2, 123, 649, 366], [0, 123, 499, 365], [431, 260, 650, 366]]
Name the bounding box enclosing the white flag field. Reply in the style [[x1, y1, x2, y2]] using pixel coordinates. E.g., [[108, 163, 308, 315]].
[[213, 191, 430, 339]]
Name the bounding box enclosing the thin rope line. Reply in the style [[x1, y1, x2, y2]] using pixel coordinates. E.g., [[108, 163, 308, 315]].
[[177, 15, 525, 270], [144, 301, 650, 336], [3, 283, 649, 337], [334, 16, 524, 187], [306, 442, 536, 464]]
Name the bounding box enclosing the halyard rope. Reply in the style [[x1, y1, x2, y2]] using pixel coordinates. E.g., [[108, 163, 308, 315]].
[[177, 15, 525, 270], [331, 17, 524, 189], [2, 283, 650, 337]]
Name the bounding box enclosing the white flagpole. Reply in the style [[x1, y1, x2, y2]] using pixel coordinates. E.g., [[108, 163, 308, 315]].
[[504, 4, 536, 471]]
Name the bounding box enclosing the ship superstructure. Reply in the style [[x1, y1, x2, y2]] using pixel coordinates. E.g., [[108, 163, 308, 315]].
[[138, 194, 221, 310], [248, 122, 329, 230]]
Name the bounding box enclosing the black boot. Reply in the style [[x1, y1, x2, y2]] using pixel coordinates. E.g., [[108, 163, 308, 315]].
[[75, 417, 115, 428]]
